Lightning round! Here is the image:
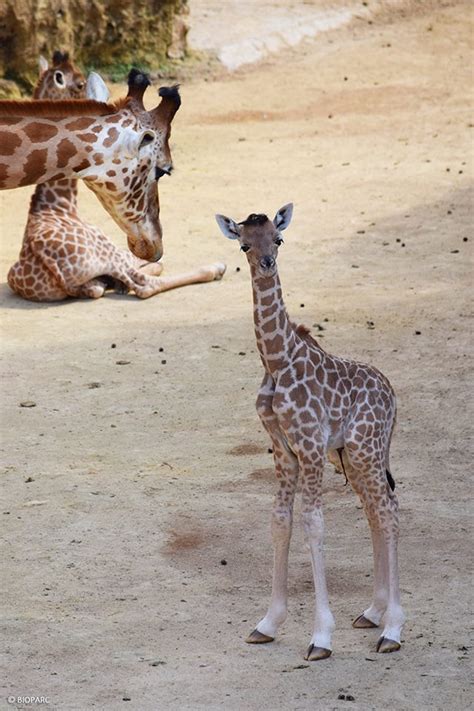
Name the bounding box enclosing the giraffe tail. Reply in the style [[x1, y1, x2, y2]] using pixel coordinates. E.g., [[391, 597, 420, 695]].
[[386, 469, 395, 491]]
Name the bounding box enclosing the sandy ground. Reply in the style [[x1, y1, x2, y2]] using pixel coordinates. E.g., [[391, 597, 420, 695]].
[[1, 2, 473, 709]]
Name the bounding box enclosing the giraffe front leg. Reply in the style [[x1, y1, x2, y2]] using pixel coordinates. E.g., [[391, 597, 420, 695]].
[[246, 376, 299, 645], [300, 446, 335, 661], [131, 263, 227, 299], [137, 260, 164, 277], [69, 278, 106, 299]]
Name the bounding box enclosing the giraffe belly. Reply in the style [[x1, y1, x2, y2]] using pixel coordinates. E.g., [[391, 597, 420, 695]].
[[326, 420, 345, 450]]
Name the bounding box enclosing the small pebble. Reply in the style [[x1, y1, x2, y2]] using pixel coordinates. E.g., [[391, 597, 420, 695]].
[[25, 477, 34, 483], [238, 351, 246, 356], [88, 382, 101, 389], [122, 697, 131, 702], [268, 448, 273, 454], [158, 347, 164, 352], [111, 343, 117, 349], [161, 359, 167, 365], [450, 249, 459, 254], [220, 559, 227, 566], [236, 267, 241, 272], [463, 237, 468, 242], [116, 360, 130, 366], [415, 330, 421, 335], [300, 303, 305, 308], [20, 401, 36, 408]]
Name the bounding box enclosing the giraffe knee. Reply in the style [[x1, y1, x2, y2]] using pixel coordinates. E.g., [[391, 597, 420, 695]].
[[302, 509, 325, 543], [271, 509, 292, 543]]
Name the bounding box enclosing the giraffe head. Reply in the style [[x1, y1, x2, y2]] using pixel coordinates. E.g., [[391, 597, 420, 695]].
[[216, 204, 293, 277], [83, 70, 181, 261], [35, 51, 86, 100]]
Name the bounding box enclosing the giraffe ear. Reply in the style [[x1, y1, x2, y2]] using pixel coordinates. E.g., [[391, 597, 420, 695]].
[[215, 214, 241, 240], [86, 72, 110, 102], [273, 203, 293, 231], [121, 128, 156, 159], [39, 55, 48, 75]]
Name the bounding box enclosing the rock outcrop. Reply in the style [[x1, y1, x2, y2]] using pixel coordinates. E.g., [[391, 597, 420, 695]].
[[0, 0, 188, 96]]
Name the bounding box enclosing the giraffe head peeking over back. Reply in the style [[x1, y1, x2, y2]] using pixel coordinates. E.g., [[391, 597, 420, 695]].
[[35, 51, 86, 100], [0, 69, 181, 261]]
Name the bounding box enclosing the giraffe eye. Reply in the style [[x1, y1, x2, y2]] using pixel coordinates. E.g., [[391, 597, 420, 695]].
[[240, 244, 250, 253], [275, 237, 284, 246]]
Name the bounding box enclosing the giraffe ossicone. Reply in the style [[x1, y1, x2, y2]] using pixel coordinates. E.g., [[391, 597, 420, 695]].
[[7, 53, 226, 301], [216, 204, 405, 659]]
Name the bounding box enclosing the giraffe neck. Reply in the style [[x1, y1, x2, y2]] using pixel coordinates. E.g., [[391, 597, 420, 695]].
[[251, 266, 296, 375], [0, 111, 133, 189], [30, 179, 78, 214]]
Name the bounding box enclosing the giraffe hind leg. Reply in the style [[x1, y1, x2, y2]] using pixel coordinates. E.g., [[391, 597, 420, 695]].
[[7, 257, 68, 302], [344, 449, 405, 650]]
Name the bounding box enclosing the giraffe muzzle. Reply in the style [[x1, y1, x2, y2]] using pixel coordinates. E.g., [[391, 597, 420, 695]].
[[259, 256, 276, 271]]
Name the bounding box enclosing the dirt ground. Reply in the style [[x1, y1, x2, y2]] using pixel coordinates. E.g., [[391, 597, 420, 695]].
[[0, 1, 472, 709]]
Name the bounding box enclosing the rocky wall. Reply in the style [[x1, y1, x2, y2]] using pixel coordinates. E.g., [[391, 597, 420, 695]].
[[0, 0, 189, 97]]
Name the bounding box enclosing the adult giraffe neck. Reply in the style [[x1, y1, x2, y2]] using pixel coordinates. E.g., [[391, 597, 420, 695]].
[[251, 265, 296, 376]]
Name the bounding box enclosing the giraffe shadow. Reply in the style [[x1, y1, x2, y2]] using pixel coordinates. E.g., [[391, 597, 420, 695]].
[[0, 281, 137, 309]]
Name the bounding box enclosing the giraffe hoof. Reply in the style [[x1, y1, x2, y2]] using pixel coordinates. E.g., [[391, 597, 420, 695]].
[[213, 262, 227, 280], [353, 614, 379, 629], [304, 644, 332, 661], [245, 629, 274, 644], [376, 637, 401, 654]]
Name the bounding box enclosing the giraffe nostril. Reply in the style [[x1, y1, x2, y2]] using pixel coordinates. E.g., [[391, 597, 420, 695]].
[[260, 256, 275, 270]]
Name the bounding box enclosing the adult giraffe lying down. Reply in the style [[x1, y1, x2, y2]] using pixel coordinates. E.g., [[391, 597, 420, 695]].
[[1, 62, 225, 300]]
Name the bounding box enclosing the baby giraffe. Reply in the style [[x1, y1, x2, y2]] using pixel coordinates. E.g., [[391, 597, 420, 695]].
[[216, 205, 405, 660]]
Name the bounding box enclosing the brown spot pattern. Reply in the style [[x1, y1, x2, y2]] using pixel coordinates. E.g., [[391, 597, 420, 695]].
[[0, 130, 22, 155]]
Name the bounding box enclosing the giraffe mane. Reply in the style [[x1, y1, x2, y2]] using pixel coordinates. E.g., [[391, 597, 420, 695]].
[[294, 322, 322, 349], [0, 96, 131, 118]]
